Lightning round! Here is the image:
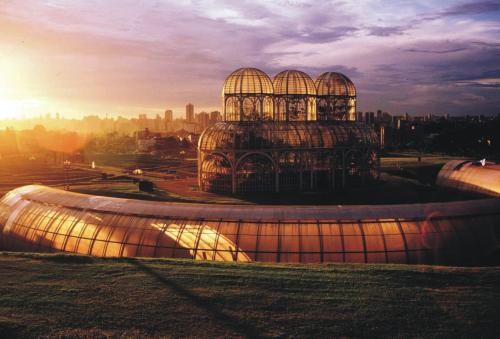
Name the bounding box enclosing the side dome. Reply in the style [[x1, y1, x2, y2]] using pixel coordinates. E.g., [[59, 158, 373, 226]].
[[273, 70, 316, 95], [222, 68, 273, 95], [315, 72, 356, 97]]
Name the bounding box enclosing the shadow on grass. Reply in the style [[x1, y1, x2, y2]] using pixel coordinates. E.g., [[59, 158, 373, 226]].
[[125, 258, 264, 338]]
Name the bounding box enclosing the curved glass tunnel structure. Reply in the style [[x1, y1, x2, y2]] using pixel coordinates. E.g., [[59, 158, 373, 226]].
[[437, 160, 500, 197], [1, 185, 499, 265]]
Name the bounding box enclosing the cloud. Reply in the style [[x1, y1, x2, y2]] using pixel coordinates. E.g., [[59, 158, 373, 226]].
[[442, 1, 500, 16], [0, 0, 499, 116], [402, 47, 469, 54], [281, 26, 359, 43]]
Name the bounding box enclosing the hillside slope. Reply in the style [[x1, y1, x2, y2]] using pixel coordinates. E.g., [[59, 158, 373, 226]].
[[0, 252, 499, 338]]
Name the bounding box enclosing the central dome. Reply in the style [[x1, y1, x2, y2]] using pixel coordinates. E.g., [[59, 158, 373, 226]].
[[222, 67, 273, 95], [273, 70, 316, 95]]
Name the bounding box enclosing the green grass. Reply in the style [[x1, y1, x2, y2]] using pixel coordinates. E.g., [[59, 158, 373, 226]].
[[0, 252, 499, 338], [71, 183, 184, 202]]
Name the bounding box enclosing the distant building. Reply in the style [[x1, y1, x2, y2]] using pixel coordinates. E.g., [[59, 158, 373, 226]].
[[196, 112, 210, 131], [154, 114, 162, 132], [210, 111, 221, 123], [138, 114, 148, 130], [186, 103, 194, 122], [164, 110, 173, 132], [164, 110, 173, 122], [364, 112, 374, 124]]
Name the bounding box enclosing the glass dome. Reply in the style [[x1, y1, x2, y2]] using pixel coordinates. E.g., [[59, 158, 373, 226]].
[[273, 70, 316, 95], [273, 70, 316, 121], [222, 68, 274, 121], [222, 68, 273, 95], [315, 72, 356, 97], [199, 122, 378, 151]]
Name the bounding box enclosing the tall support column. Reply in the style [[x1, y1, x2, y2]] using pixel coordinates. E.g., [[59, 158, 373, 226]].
[[299, 150, 303, 191], [232, 153, 237, 194], [331, 154, 336, 190], [197, 150, 202, 190], [377, 150, 381, 180], [275, 170, 279, 193], [310, 167, 314, 190], [342, 150, 346, 188], [239, 98, 243, 121], [361, 158, 366, 185], [331, 166, 335, 190], [260, 97, 264, 120]]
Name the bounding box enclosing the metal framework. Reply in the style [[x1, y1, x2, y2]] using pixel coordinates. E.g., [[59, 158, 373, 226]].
[[316, 72, 357, 121], [1, 185, 499, 265], [198, 122, 379, 193], [273, 70, 317, 121], [436, 160, 500, 197], [202, 67, 374, 194], [222, 68, 274, 121]]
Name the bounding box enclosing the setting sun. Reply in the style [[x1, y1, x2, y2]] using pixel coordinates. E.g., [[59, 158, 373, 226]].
[[0, 96, 42, 119]]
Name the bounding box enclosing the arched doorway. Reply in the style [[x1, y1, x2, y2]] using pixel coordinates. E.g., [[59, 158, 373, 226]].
[[236, 153, 275, 193], [201, 154, 233, 193]]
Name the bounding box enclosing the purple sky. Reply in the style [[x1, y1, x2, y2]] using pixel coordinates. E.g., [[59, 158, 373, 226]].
[[0, 0, 499, 118]]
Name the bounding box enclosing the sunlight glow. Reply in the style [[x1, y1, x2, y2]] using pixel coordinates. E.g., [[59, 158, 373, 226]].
[[0, 96, 42, 119]]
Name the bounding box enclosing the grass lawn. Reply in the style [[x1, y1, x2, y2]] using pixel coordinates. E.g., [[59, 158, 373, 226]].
[[71, 183, 186, 202], [0, 253, 498, 338]]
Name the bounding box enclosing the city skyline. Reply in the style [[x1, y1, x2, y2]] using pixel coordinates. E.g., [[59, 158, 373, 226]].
[[1, 0, 499, 119]]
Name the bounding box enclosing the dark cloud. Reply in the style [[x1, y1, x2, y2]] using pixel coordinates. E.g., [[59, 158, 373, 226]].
[[403, 47, 469, 54], [359, 39, 500, 115], [367, 25, 407, 37], [442, 1, 500, 16], [262, 64, 361, 80]]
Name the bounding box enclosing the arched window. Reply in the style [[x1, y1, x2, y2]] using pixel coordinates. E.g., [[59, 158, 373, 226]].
[[288, 98, 307, 121], [236, 153, 275, 193], [262, 96, 274, 120], [278, 151, 301, 191], [224, 97, 240, 121], [201, 154, 232, 193], [242, 97, 259, 121]]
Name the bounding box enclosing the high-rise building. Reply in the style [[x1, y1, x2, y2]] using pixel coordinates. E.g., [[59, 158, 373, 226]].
[[365, 112, 374, 124], [186, 103, 194, 122], [154, 114, 162, 132], [164, 109, 173, 122], [196, 112, 210, 131], [164, 109, 173, 132], [210, 111, 221, 123], [138, 114, 148, 130]]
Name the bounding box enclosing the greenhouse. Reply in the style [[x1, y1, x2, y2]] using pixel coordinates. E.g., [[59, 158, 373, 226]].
[[0, 185, 498, 265], [200, 67, 377, 193]]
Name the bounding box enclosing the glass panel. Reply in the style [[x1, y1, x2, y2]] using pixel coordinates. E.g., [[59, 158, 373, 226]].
[[257, 223, 278, 262], [237, 222, 258, 261], [342, 223, 365, 263], [300, 223, 321, 263], [320, 223, 343, 262], [280, 223, 300, 263]]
